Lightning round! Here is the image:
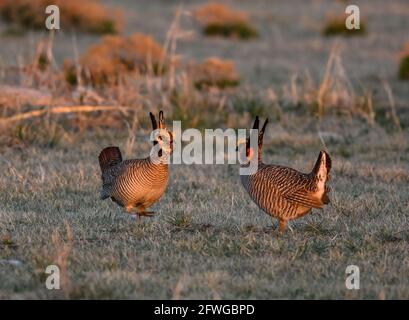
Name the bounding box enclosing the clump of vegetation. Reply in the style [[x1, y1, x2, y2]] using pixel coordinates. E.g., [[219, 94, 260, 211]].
[[323, 15, 367, 36], [193, 2, 258, 39], [279, 46, 376, 125], [167, 211, 192, 230], [0, 0, 123, 34], [65, 33, 168, 86], [398, 43, 409, 80], [188, 57, 240, 90]]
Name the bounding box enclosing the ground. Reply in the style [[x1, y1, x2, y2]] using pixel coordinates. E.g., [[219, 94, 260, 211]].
[[0, 0, 409, 299]]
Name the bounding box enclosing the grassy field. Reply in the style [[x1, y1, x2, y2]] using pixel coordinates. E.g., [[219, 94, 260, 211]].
[[1, 0, 409, 299]]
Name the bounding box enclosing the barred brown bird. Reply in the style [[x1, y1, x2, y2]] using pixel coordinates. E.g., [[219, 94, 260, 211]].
[[239, 116, 331, 232], [98, 111, 173, 218]]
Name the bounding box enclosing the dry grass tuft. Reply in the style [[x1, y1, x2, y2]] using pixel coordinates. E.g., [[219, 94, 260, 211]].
[[0, 0, 123, 34], [188, 57, 240, 90], [66, 33, 168, 86], [193, 2, 258, 39], [398, 43, 409, 80], [323, 15, 366, 36], [281, 46, 375, 124]]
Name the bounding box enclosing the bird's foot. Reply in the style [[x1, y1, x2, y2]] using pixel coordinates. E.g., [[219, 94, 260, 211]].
[[275, 219, 288, 235], [137, 211, 155, 218]]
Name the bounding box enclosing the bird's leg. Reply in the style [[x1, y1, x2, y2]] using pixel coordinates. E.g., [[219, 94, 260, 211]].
[[138, 211, 155, 217], [278, 219, 287, 233], [124, 205, 139, 221], [136, 206, 155, 219]]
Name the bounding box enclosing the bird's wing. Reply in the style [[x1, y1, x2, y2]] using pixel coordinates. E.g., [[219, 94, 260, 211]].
[[259, 165, 324, 208], [283, 186, 324, 208]]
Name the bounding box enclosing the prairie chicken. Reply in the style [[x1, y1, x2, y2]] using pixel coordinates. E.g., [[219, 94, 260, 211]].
[[239, 116, 332, 232], [98, 111, 173, 218]]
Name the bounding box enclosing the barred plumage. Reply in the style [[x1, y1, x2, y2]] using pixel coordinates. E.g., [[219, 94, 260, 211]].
[[98, 111, 173, 218], [240, 117, 332, 232]]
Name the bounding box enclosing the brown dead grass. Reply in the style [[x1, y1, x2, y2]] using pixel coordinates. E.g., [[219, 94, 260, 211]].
[[0, 0, 123, 34], [66, 33, 168, 86], [193, 2, 258, 39], [188, 57, 240, 90], [281, 46, 375, 124], [194, 2, 248, 26]]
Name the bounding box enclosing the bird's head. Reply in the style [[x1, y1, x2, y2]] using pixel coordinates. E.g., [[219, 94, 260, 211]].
[[150, 110, 174, 156]]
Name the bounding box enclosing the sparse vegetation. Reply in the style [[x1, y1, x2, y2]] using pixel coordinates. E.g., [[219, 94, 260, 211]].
[[0, 0, 123, 34], [193, 3, 258, 39]]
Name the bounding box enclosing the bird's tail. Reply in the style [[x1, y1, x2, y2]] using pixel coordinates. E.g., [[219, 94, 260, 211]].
[[312, 150, 332, 204], [98, 146, 122, 172]]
